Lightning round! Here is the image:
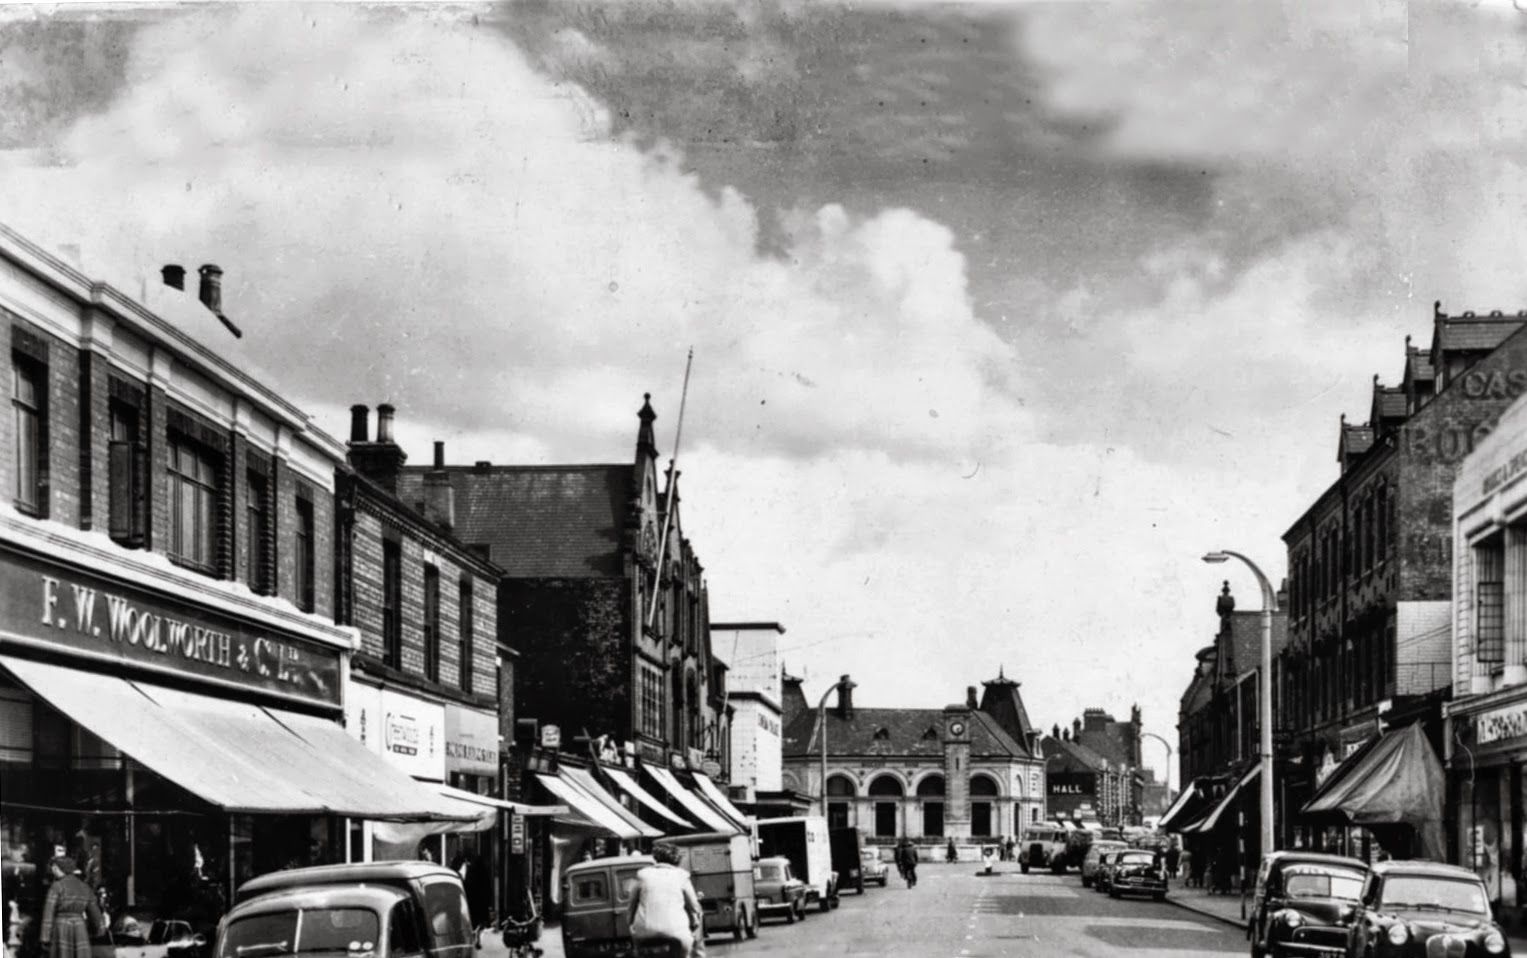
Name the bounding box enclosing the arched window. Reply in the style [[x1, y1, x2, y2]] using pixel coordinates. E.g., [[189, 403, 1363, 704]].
[[916, 775, 944, 838], [867, 775, 902, 839], [915, 776, 945, 797], [970, 775, 999, 837], [826, 774, 855, 830], [826, 775, 856, 796]]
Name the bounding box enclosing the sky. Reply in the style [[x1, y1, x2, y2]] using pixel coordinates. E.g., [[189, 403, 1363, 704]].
[[3, 0, 1527, 788]]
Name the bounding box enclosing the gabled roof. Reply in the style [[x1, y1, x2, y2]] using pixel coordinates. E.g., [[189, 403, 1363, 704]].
[[1405, 345, 1435, 384], [397, 464, 632, 578], [1338, 421, 1374, 464], [1042, 734, 1111, 773], [782, 705, 1031, 761], [1370, 383, 1406, 425]]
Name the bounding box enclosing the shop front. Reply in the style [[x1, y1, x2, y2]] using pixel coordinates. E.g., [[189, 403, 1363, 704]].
[[1447, 689, 1527, 928], [1300, 721, 1444, 861], [0, 532, 473, 958]]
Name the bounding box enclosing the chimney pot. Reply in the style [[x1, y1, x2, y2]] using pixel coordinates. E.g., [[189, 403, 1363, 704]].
[[966, 685, 978, 709], [197, 264, 223, 313], [835, 676, 855, 719], [162, 265, 186, 290], [376, 403, 396, 443], [349, 405, 369, 444], [474, 460, 492, 472], [433, 441, 445, 470]]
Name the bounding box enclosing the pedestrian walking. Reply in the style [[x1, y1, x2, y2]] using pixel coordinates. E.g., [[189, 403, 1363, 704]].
[[895, 839, 918, 888], [1004, 836, 1016, 863], [627, 842, 702, 958], [1164, 842, 1181, 880], [39, 857, 103, 958], [945, 838, 957, 863], [453, 850, 493, 948]]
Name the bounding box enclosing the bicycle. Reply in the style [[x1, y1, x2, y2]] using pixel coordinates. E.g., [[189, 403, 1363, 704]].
[[497, 912, 544, 958]]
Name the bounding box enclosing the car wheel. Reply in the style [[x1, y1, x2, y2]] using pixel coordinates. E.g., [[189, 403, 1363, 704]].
[[1152, 892, 1165, 902], [1082, 876, 1092, 888], [856, 877, 865, 895], [820, 895, 832, 913], [734, 909, 745, 942]]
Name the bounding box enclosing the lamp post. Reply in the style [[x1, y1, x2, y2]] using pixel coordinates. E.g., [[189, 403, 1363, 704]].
[[1203, 549, 1276, 864], [818, 674, 856, 817], [1140, 730, 1174, 794]]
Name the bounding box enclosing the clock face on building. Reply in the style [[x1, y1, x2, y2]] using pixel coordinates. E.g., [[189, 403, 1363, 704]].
[[948, 721, 966, 737]]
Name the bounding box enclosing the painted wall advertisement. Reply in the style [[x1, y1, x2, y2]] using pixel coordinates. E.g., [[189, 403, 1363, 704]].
[[346, 683, 445, 781], [444, 704, 499, 777]]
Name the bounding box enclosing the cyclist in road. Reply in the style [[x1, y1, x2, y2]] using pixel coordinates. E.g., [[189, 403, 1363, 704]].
[[895, 838, 918, 888]]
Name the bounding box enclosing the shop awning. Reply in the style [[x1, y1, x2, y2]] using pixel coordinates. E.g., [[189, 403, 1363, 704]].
[[1156, 782, 1200, 831], [1300, 722, 1444, 859], [0, 656, 477, 821], [605, 768, 695, 830], [1189, 765, 1259, 834], [435, 783, 566, 817], [561, 766, 663, 839], [691, 772, 753, 830], [645, 767, 740, 834], [536, 772, 645, 840]]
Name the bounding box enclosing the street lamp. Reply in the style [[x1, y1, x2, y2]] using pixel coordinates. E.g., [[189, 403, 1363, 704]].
[[818, 674, 857, 817], [1140, 730, 1174, 794], [1203, 549, 1276, 864]]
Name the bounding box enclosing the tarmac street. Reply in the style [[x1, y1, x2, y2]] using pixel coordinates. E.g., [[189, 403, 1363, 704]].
[[502, 863, 1249, 958]]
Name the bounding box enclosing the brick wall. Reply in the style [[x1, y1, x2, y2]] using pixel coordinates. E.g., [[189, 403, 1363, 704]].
[[2, 313, 84, 526]]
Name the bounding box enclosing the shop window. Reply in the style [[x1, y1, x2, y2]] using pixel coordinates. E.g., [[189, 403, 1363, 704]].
[[12, 352, 45, 515], [294, 495, 315, 612], [168, 437, 220, 573], [423, 563, 440, 681], [1477, 537, 1506, 665], [383, 538, 402, 668], [458, 578, 474, 693], [108, 400, 146, 547], [246, 470, 271, 594]]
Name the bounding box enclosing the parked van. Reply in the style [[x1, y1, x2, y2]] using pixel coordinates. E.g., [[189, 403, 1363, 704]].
[[558, 855, 671, 958], [665, 831, 759, 941], [1019, 824, 1071, 874], [755, 816, 838, 911], [828, 827, 869, 894]]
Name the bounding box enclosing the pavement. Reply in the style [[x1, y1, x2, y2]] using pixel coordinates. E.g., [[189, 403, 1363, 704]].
[[1167, 881, 1527, 954], [481, 863, 1246, 957]]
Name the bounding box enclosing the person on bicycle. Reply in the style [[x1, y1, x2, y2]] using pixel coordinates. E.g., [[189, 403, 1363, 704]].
[[895, 838, 918, 888]]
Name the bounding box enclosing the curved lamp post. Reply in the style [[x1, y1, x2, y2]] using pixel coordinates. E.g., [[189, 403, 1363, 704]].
[[1203, 549, 1276, 864], [818, 675, 857, 817], [1139, 730, 1174, 793]]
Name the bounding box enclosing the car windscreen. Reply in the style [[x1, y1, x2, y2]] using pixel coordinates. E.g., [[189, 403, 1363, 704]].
[[1116, 853, 1156, 866], [1379, 876, 1490, 915], [756, 864, 785, 882], [221, 909, 381, 958], [1284, 870, 1365, 901]]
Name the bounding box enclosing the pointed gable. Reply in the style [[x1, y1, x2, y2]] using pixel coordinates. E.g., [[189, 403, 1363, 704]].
[[977, 667, 1036, 755]]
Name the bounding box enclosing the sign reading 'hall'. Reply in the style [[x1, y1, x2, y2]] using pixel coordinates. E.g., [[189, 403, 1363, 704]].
[[2, 547, 342, 707]]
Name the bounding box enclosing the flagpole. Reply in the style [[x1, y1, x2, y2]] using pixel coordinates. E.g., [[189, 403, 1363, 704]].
[[646, 348, 693, 630]]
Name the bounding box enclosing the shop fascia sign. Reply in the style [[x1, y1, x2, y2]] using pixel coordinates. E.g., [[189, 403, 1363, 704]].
[[7, 548, 340, 706], [1476, 701, 1527, 746]]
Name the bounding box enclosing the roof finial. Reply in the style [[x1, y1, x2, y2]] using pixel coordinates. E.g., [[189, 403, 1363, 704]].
[[998, 664, 1005, 680]]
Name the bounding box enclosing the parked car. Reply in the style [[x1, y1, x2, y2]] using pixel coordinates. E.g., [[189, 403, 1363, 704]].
[[1247, 851, 1368, 958], [752, 856, 808, 924], [221, 863, 476, 958], [557, 855, 673, 958], [1081, 841, 1129, 888], [858, 848, 889, 887], [666, 831, 759, 941], [1344, 860, 1509, 958], [1107, 849, 1167, 901], [1019, 825, 1070, 874]]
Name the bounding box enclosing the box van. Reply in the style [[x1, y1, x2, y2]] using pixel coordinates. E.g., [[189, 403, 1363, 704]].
[[558, 855, 671, 958], [755, 816, 838, 912], [665, 831, 759, 941], [1019, 825, 1071, 874], [827, 827, 868, 894]]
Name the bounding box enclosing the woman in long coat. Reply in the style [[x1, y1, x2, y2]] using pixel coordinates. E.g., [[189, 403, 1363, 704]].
[[39, 857, 103, 958]]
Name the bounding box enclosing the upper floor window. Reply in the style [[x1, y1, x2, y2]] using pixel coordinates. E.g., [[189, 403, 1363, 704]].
[[294, 495, 315, 612], [639, 665, 664, 739], [423, 563, 440, 682], [246, 470, 271, 594], [12, 355, 43, 514], [108, 401, 145, 546], [1476, 536, 1506, 666], [168, 438, 219, 573], [382, 538, 402, 669], [458, 577, 474, 694]]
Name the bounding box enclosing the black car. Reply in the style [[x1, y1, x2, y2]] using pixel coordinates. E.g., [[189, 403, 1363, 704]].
[[1345, 860, 1509, 957], [1107, 849, 1168, 901], [1247, 851, 1368, 958]]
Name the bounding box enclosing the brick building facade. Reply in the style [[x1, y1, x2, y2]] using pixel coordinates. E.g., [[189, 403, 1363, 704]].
[[1279, 303, 1527, 857]]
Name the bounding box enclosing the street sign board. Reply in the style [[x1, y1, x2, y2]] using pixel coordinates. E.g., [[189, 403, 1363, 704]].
[[541, 724, 561, 749]]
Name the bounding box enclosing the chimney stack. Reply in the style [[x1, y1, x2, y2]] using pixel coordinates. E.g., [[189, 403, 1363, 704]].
[[835, 675, 854, 719], [423, 440, 456, 531], [162, 265, 186, 291], [197, 264, 223, 313], [376, 403, 396, 443], [966, 685, 978, 710], [349, 405, 369, 444]]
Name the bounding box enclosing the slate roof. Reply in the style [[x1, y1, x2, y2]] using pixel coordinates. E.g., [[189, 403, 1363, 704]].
[[1042, 734, 1112, 773], [782, 705, 1032, 760], [397, 464, 632, 578], [1371, 385, 1406, 423], [1339, 423, 1374, 461], [1435, 314, 1527, 354], [1406, 346, 1435, 383], [977, 672, 1036, 747]]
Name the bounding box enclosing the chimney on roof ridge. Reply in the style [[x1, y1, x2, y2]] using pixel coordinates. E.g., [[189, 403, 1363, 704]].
[[966, 685, 978, 709], [197, 264, 222, 313], [349, 405, 369, 443], [162, 264, 186, 291], [836, 675, 855, 720], [423, 440, 455, 532], [376, 403, 396, 443], [346, 402, 406, 494]]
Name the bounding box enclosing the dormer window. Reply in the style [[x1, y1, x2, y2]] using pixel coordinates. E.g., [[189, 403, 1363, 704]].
[[921, 726, 939, 741], [873, 727, 890, 741]]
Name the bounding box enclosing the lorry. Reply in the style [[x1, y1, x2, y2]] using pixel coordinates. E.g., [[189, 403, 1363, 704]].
[[665, 831, 760, 940], [827, 826, 869, 894], [754, 816, 838, 912]]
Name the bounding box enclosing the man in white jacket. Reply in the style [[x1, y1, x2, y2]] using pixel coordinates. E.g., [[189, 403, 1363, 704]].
[[627, 843, 703, 957]]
